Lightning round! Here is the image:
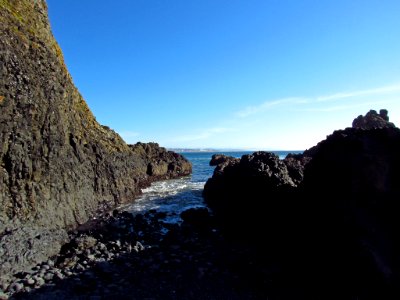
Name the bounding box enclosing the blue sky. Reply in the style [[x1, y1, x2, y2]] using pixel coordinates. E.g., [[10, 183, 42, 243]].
[[47, 0, 400, 150]]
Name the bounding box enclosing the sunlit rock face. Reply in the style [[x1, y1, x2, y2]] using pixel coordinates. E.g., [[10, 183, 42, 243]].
[[352, 109, 395, 129], [0, 0, 191, 277]]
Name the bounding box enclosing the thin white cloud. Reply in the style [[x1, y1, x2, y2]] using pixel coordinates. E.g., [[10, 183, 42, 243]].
[[236, 97, 309, 118], [173, 127, 233, 142], [298, 99, 398, 112], [316, 84, 400, 102], [235, 83, 400, 118]]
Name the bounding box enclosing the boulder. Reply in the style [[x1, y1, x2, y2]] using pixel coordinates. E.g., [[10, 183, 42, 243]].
[[209, 154, 236, 166], [203, 151, 299, 242]]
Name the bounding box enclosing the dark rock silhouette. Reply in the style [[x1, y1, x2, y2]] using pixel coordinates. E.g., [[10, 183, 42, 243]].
[[301, 125, 400, 292], [204, 109, 400, 294], [203, 151, 300, 249], [0, 0, 191, 279]]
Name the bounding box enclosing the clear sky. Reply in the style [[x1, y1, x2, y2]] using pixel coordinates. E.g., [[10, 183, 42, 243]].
[[47, 0, 400, 150]]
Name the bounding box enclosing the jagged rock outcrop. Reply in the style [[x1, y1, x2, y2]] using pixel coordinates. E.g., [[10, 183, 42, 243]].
[[203, 152, 301, 242], [204, 109, 400, 293], [209, 154, 237, 166], [282, 153, 311, 185], [0, 0, 191, 279], [130, 142, 191, 180], [352, 109, 395, 129]]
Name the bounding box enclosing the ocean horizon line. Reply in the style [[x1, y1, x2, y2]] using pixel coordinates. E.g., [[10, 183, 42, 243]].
[[167, 148, 305, 153]]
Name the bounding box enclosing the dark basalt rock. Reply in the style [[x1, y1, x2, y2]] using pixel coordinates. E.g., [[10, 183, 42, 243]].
[[209, 154, 237, 166], [301, 125, 400, 291], [203, 151, 299, 245], [283, 153, 312, 185], [180, 207, 214, 233], [204, 109, 400, 293], [352, 109, 395, 129], [0, 0, 191, 279], [129, 142, 191, 180]]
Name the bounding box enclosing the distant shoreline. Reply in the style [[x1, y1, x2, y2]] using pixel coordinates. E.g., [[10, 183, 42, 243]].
[[168, 148, 304, 153]]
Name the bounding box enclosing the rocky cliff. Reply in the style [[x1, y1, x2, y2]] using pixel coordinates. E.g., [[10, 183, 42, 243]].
[[0, 0, 191, 278]]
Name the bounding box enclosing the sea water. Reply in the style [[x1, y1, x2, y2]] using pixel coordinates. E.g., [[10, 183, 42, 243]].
[[123, 151, 301, 223]]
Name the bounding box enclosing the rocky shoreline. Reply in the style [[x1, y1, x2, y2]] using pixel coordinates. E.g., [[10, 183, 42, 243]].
[[1, 207, 281, 299], [1, 1, 400, 298], [1, 110, 399, 299]]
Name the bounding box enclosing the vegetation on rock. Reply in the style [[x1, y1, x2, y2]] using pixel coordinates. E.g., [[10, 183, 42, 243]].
[[0, 0, 191, 279]]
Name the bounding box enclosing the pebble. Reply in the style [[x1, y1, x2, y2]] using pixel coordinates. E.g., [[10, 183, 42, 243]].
[[35, 277, 45, 287], [87, 254, 95, 261], [47, 260, 55, 267], [75, 264, 85, 271], [0, 291, 8, 300], [9, 282, 23, 293], [44, 273, 54, 281], [2, 209, 179, 298], [0, 284, 8, 292]]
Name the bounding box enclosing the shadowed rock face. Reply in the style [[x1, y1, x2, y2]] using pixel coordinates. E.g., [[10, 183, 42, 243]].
[[203, 152, 304, 244], [0, 0, 191, 278], [204, 110, 400, 292], [301, 126, 400, 289]]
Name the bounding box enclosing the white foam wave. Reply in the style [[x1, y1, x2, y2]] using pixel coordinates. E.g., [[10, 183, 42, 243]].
[[123, 176, 207, 223]]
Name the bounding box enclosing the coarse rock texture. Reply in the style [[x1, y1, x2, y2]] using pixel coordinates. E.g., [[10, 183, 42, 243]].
[[203, 152, 303, 246], [2, 206, 395, 299], [209, 154, 238, 166], [130, 142, 192, 181], [352, 108, 395, 129], [0, 0, 191, 279], [4, 208, 297, 299], [203, 109, 400, 294]]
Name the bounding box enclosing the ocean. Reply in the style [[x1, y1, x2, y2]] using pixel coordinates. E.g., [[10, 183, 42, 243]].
[[122, 151, 301, 223]]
